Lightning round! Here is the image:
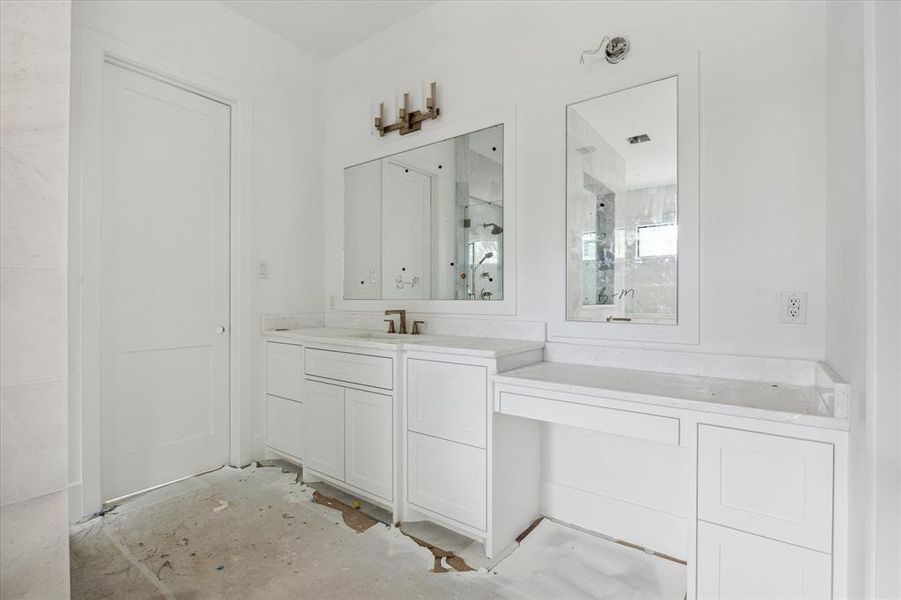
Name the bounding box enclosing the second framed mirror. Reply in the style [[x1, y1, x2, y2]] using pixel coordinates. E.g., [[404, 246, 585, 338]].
[[566, 76, 679, 324]]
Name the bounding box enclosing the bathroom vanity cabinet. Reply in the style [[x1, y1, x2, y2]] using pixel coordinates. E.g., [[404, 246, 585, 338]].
[[695, 423, 835, 599], [402, 348, 543, 556], [265, 342, 306, 463], [264, 339, 399, 511], [492, 362, 848, 600], [302, 344, 400, 513], [265, 328, 847, 599], [264, 329, 544, 527]]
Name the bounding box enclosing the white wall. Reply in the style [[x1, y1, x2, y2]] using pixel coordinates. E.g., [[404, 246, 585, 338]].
[[324, 0, 827, 359], [323, 0, 828, 558], [69, 0, 326, 515], [0, 1, 72, 596]]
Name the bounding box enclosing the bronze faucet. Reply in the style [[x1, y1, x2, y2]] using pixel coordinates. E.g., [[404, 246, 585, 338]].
[[384, 309, 407, 334]]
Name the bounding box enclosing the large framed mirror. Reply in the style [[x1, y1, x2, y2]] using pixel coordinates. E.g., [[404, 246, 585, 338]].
[[344, 124, 506, 303], [566, 76, 679, 324]]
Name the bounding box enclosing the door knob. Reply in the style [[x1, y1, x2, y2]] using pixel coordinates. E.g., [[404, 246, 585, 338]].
[[216, 326, 227, 334]]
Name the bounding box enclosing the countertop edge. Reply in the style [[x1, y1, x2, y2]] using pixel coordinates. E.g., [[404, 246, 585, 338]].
[[264, 330, 545, 360], [491, 372, 850, 432]]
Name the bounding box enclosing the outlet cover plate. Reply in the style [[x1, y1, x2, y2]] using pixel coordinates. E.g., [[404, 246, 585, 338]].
[[779, 291, 807, 324]]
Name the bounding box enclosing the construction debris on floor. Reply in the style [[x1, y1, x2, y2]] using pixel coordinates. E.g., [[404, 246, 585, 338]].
[[69, 462, 685, 599]]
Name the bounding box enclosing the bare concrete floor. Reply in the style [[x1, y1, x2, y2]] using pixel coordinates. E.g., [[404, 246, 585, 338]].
[[70, 463, 685, 599]]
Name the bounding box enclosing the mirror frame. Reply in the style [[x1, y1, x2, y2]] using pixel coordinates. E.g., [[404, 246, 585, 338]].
[[552, 55, 700, 344], [336, 107, 518, 315]]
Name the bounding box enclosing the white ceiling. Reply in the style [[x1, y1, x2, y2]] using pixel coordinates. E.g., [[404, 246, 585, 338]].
[[218, 0, 438, 59], [571, 77, 678, 191]]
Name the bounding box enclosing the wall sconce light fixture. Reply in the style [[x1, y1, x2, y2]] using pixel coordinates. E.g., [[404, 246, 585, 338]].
[[580, 36, 630, 65], [374, 81, 440, 137]]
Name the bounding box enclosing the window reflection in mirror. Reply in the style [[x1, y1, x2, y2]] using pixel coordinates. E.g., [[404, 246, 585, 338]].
[[344, 124, 504, 301], [566, 77, 678, 323]]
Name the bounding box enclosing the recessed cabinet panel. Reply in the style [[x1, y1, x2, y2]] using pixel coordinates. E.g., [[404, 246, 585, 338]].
[[305, 380, 345, 481], [408, 359, 487, 448], [407, 432, 487, 530], [266, 395, 304, 461], [345, 388, 393, 501], [697, 521, 831, 600], [698, 425, 833, 552], [266, 342, 304, 401], [305, 348, 393, 390]]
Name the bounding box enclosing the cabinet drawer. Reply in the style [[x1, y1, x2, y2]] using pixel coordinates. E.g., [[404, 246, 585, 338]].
[[266, 395, 304, 461], [498, 391, 680, 446], [697, 521, 831, 600], [407, 432, 486, 530], [305, 348, 393, 390], [407, 359, 487, 448], [266, 342, 304, 401], [698, 425, 833, 552]]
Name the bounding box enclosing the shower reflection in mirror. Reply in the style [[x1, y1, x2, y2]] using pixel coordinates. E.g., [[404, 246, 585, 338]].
[[566, 77, 679, 324], [344, 124, 504, 301]]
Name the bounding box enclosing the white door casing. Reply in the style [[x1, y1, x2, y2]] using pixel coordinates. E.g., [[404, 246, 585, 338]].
[[99, 63, 231, 501], [71, 31, 253, 521]]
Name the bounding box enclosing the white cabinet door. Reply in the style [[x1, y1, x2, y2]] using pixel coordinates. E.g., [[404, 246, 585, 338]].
[[698, 425, 833, 552], [345, 388, 393, 501], [305, 380, 345, 481], [267, 342, 304, 401], [697, 521, 831, 600], [266, 395, 304, 461], [407, 432, 487, 530], [407, 359, 487, 448]]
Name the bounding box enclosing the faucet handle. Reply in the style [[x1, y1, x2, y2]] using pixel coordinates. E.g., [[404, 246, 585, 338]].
[[384, 319, 396, 334], [411, 320, 425, 335]]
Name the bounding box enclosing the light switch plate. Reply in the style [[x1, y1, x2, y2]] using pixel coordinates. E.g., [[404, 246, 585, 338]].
[[779, 291, 807, 324], [256, 261, 270, 279]]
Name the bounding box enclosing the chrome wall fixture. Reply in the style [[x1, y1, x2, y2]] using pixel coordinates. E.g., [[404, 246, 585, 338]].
[[579, 36, 630, 65], [374, 81, 440, 137]]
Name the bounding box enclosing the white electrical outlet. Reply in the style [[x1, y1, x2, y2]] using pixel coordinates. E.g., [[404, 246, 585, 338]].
[[256, 261, 270, 279], [779, 291, 807, 324]]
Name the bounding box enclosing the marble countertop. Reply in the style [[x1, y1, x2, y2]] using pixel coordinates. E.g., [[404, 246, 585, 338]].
[[265, 327, 545, 359], [492, 361, 848, 430]]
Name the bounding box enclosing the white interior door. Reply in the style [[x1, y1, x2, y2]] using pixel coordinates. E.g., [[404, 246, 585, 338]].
[[100, 63, 231, 502], [382, 163, 430, 299]]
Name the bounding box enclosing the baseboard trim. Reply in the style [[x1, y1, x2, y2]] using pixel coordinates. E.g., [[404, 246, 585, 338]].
[[540, 479, 687, 560]]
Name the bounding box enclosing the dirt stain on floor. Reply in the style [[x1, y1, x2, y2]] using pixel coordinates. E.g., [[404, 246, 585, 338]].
[[307, 487, 474, 574], [400, 532, 475, 573], [310, 491, 378, 533]]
